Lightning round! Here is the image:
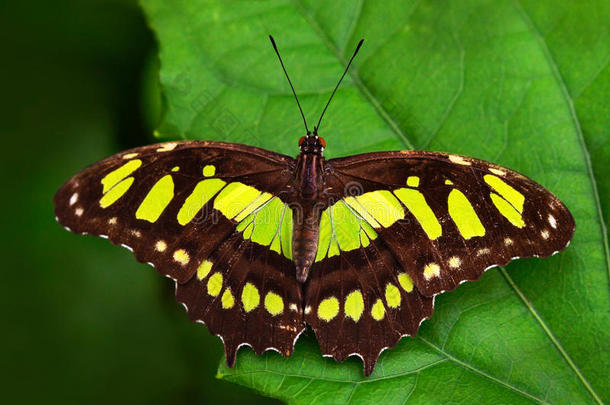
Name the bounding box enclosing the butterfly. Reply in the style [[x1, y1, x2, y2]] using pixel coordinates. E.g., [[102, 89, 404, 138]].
[[53, 37, 574, 376]]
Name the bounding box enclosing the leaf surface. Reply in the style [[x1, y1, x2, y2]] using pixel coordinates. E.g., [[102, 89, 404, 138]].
[[141, 0, 609, 403]]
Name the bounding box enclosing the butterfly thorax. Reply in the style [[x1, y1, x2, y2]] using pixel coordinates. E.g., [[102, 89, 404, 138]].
[[292, 136, 327, 283]]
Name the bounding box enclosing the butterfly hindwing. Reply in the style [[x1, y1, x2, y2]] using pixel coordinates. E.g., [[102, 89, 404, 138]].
[[177, 233, 305, 364], [305, 238, 433, 376], [324, 150, 575, 296]]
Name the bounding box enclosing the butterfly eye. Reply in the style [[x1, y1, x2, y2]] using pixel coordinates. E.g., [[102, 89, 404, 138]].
[[319, 137, 326, 148], [298, 136, 306, 146]]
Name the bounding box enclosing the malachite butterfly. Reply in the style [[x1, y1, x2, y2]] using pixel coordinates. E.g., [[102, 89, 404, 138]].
[[54, 37, 574, 376]]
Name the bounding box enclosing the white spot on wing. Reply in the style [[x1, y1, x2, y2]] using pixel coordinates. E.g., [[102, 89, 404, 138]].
[[423, 263, 440, 280], [448, 256, 461, 268], [157, 142, 177, 152], [155, 240, 167, 252], [69, 193, 78, 206], [548, 214, 557, 229], [490, 168, 506, 176], [541, 230, 550, 239], [477, 248, 490, 256], [448, 155, 471, 166], [75, 207, 84, 217]]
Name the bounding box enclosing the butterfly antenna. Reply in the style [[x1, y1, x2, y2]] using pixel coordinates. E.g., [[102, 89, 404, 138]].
[[269, 35, 310, 134], [314, 39, 364, 134]]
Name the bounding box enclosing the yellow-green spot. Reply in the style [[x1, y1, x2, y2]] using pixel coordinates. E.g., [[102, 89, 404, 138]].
[[279, 206, 293, 259], [397, 273, 414, 293], [197, 260, 213, 280], [484, 174, 524, 213], [171, 166, 179, 172], [407, 176, 420, 187], [331, 201, 362, 251], [135, 175, 174, 223], [99, 177, 134, 208], [101, 159, 142, 193], [344, 196, 379, 228], [344, 290, 364, 322], [221, 288, 235, 309], [206, 273, 223, 297], [236, 198, 293, 260], [371, 299, 385, 321], [490, 193, 525, 228], [242, 222, 254, 239], [352, 190, 404, 228], [315, 201, 380, 262], [214, 182, 261, 220], [234, 192, 273, 222], [270, 237, 281, 254], [445, 179, 454, 185], [249, 198, 284, 246], [393, 188, 442, 240], [264, 292, 284, 316], [423, 263, 440, 280], [241, 283, 260, 312], [203, 164, 216, 177], [177, 178, 226, 225], [385, 283, 401, 308], [315, 209, 332, 261], [327, 238, 340, 258], [362, 221, 377, 239], [448, 189, 485, 239], [122, 153, 138, 159], [360, 231, 370, 247], [317, 297, 339, 322]]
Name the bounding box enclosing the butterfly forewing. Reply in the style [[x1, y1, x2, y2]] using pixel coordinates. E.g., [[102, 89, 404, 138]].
[[54, 141, 295, 282], [324, 151, 575, 296]]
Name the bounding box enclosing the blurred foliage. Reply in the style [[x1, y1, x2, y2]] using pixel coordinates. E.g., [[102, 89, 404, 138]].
[[141, 0, 609, 403], [0, 0, 273, 403]]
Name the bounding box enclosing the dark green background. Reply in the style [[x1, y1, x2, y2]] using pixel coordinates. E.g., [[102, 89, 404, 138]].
[[0, 1, 273, 403]]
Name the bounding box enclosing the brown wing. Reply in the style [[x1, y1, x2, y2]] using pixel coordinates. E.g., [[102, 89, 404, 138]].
[[54, 140, 295, 283], [305, 238, 433, 376], [54, 140, 303, 362], [177, 233, 304, 364], [324, 150, 575, 297]]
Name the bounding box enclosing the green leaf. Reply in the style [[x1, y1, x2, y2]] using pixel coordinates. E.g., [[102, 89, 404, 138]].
[[140, 0, 609, 403]]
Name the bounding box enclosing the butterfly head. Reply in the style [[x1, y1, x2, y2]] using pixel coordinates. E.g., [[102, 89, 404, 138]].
[[298, 132, 326, 154]]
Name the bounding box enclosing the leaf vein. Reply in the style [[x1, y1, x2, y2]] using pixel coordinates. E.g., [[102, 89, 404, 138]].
[[292, 0, 415, 150]]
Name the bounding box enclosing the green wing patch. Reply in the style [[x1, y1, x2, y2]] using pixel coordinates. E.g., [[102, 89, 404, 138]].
[[236, 197, 293, 259], [315, 200, 378, 261]]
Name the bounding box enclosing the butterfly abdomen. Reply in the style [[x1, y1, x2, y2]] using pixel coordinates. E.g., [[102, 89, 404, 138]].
[[292, 203, 321, 283], [292, 152, 326, 283]]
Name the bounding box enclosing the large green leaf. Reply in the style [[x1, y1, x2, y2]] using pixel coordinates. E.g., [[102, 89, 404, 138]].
[[140, 0, 609, 403]]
